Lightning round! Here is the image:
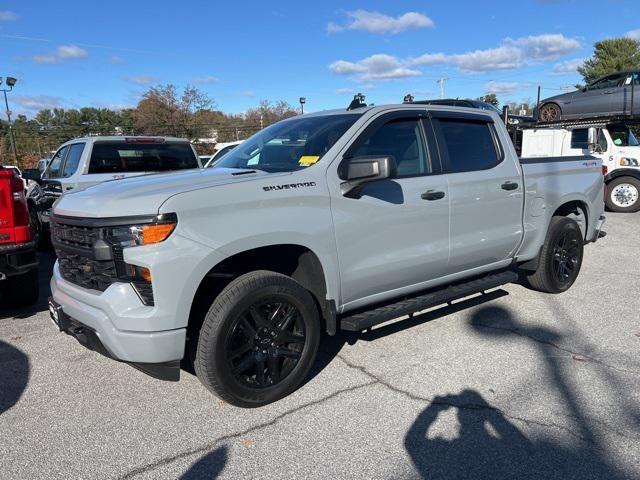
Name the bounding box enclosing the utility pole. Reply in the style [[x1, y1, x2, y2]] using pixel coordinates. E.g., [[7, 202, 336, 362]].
[[436, 77, 449, 99], [260, 113, 264, 130], [299, 97, 306, 115], [0, 76, 18, 166]]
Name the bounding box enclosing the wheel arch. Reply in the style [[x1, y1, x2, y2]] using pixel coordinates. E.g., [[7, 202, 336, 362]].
[[186, 244, 333, 359], [604, 169, 640, 183], [552, 199, 590, 240]]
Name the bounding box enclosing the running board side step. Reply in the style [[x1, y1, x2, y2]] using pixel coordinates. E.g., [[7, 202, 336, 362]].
[[340, 270, 518, 332]]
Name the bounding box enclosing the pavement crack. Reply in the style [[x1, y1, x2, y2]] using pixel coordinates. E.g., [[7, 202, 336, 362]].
[[118, 380, 377, 479], [471, 322, 639, 375], [334, 355, 605, 446]]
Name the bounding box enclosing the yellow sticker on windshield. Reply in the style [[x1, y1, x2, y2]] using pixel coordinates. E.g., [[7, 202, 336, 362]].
[[299, 156, 320, 166]]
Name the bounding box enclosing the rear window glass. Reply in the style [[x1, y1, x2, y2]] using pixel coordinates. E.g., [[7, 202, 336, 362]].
[[437, 120, 501, 172], [571, 129, 589, 149], [88, 142, 199, 174]]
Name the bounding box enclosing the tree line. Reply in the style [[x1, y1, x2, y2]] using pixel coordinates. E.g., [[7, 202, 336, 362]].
[[2, 37, 639, 168], [0, 85, 299, 167]]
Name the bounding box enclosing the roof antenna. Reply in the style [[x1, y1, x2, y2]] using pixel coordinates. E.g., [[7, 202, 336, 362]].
[[347, 93, 367, 110], [403, 94, 414, 103]]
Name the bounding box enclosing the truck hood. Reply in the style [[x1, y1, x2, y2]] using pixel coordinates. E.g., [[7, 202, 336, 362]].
[[53, 168, 271, 218]]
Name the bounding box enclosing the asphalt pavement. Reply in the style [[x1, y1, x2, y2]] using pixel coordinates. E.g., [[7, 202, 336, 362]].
[[1, 212, 639, 479]]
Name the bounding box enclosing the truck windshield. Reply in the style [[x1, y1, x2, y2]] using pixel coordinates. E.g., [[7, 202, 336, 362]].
[[88, 142, 199, 174], [609, 126, 640, 147], [215, 114, 361, 173]]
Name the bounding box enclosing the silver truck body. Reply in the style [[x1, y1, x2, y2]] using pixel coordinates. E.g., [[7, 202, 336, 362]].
[[49, 105, 605, 373]]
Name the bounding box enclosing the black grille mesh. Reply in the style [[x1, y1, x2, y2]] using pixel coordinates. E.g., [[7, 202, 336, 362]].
[[57, 249, 117, 291]]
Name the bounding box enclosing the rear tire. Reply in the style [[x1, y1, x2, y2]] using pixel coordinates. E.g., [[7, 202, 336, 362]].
[[525, 216, 583, 294], [605, 176, 640, 213], [195, 270, 320, 407], [4, 268, 40, 306], [539, 103, 562, 122]]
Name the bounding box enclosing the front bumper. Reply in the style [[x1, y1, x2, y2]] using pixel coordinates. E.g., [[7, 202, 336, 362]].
[[50, 264, 186, 371], [50, 297, 180, 381], [0, 241, 38, 279]]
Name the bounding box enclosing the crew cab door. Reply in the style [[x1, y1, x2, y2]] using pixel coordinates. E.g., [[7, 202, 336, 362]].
[[431, 112, 523, 272], [330, 111, 450, 310]]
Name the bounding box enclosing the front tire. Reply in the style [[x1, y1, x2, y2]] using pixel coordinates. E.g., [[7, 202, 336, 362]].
[[195, 270, 321, 407], [525, 216, 584, 294], [605, 176, 640, 213]]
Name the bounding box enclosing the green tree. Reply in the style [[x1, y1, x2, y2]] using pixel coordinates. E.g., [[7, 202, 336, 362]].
[[477, 94, 499, 106], [578, 38, 640, 84]]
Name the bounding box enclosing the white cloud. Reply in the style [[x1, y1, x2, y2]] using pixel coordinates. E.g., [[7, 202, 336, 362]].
[[451, 46, 524, 72], [110, 55, 125, 64], [0, 10, 17, 20], [13, 94, 64, 111], [124, 75, 159, 85], [553, 58, 583, 74], [329, 54, 421, 81], [328, 10, 433, 35], [32, 44, 88, 64], [336, 88, 354, 95], [409, 33, 580, 73], [239, 90, 255, 97], [506, 34, 581, 61], [485, 81, 532, 95], [626, 29, 640, 41], [410, 53, 448, 65], [57, 44, 88, 59], [192, 76, 221, 84]]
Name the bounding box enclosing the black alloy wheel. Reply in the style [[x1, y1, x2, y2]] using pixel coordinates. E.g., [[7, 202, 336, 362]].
[[552, 229, 581, 287], [226, 299, 305, 388]]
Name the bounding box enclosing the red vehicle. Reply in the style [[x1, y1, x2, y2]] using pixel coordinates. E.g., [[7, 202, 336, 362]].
[[0, 167, 39, 306]]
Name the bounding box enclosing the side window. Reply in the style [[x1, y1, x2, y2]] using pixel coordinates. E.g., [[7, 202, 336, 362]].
[[570, 129, 589, 149], [43, 146, 68, 179], [436, 120, 501, 173], [351, 118, 430, 177], [597, 130, 608, 152], [62, 143, 85, 177]]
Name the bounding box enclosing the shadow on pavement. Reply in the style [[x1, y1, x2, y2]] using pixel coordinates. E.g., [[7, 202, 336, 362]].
[[403, 306, 630, 480], [0, 251, 55, 319], [0, 340, 30, 415], [180, 446, 227, 479]]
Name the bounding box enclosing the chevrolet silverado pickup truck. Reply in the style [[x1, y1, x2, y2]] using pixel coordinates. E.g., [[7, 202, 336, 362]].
[[48, 103, 605, 407], [24, 136, 201, 241]]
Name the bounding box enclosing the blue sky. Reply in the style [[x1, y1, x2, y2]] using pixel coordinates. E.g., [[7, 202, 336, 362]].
[[1, 0, 639, 117]]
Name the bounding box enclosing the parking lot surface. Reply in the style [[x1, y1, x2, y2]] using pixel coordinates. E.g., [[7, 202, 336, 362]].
[[1, 212, 639, 479]]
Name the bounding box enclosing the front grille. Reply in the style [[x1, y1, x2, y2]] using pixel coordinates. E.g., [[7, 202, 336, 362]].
[[57, 249, 117, 291], [52, 217, 155, 305], [51, 223, 97, 249]]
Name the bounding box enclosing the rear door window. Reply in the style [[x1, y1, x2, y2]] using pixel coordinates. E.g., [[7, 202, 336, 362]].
[[435, 119, 501, 172], [88, 142, 199, 174], [62, 143, 85, 177]]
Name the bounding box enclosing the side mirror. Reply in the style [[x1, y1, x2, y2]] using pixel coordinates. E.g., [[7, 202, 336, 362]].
[[582, 86, 588, 92], [587, 127, 598, 152], [21, 168, 43, 183], [339, 155, 397, 197]]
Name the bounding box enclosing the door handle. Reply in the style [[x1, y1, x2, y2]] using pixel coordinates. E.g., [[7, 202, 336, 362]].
[[501, 181, 519, 191], [421, 190, 445, 200]]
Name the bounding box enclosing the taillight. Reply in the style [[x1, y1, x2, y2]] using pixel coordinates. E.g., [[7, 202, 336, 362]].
[[0, 170, 31, 244], [602, 165, 608, 176]]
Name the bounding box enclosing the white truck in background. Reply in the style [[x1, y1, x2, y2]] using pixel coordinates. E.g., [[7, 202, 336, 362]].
[[521, 123, 640, 212]]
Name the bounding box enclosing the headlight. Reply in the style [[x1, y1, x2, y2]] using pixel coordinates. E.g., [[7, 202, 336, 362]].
[[619, 157, 640, 166], [106, 213, 177, 247]]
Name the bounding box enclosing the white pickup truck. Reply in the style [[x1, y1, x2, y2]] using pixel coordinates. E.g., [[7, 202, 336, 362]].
[[24, 136, 202, 241], [48, 103, 605, 407], [521, 123, 640, 212]]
